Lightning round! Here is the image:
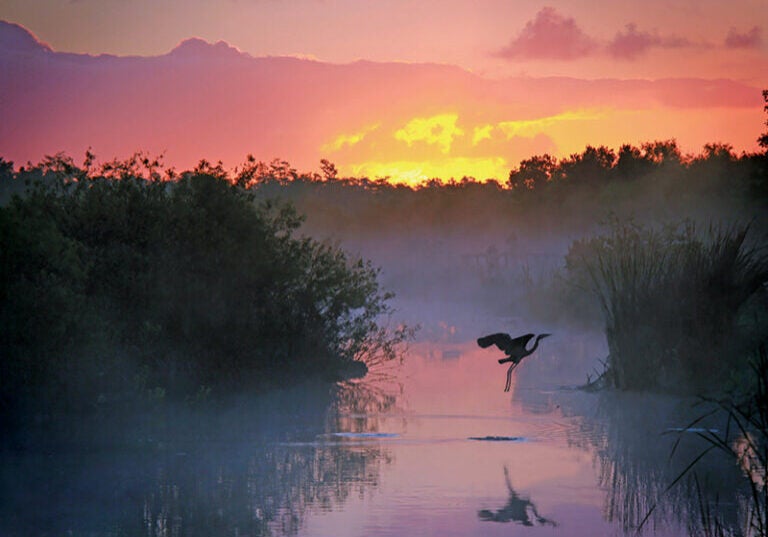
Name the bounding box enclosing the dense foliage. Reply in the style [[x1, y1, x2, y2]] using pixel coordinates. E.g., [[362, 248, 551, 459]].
[[0, 157, 406, 423], [222, 139, 767, 240]]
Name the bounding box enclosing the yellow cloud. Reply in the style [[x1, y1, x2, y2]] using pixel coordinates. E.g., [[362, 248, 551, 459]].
[[345, 156, 508, 187], [472, 124, 494, 145], [394, 113, 464, 154], [323, 109, 609, 186], [322, 124, 380, 152], [497, 110, 603, 139]]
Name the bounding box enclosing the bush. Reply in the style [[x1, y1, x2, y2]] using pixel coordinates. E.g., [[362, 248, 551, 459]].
[[0, 160, 406, 422], [567, 218, 768, 393]]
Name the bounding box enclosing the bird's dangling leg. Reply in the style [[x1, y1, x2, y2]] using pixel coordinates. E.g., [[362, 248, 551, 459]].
[[504, 363, 518, 392]]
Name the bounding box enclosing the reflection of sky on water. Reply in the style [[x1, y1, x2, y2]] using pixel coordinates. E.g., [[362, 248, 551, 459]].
[[304, 336, 636, 537], [1, 328, 750, 536], [311, 332, 749, 537]]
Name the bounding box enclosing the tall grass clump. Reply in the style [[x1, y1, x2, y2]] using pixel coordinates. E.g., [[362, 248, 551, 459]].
[[567, 218, 768, 393]]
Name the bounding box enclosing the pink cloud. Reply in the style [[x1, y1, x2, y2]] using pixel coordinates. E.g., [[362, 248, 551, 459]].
[[724, 26, 762, 49], [495, 7, 596, 61], [608, 24, 691, 60]]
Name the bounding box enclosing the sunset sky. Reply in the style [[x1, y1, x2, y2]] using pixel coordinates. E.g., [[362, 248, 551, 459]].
[[1, 0, 767, 184]]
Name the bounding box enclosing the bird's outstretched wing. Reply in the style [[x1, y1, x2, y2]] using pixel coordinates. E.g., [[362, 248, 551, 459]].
[[477, 333, 534, 354], [477, 332, 512, 350]]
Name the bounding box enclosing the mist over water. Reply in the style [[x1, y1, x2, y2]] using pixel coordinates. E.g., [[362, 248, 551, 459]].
[[1, 288, 752, 536]]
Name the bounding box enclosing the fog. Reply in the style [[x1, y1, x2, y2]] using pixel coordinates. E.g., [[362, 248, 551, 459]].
[[290, 156, 766, 339]]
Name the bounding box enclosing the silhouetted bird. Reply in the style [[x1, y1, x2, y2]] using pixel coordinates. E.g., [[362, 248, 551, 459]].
[[477, 333, 551, 392]]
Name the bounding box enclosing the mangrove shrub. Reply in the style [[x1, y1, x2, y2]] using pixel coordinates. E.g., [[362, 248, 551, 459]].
[[0, 160, 404, 420]]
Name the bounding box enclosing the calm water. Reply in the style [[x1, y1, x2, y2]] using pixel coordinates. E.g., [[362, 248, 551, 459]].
[[0, 313, 752, 536]]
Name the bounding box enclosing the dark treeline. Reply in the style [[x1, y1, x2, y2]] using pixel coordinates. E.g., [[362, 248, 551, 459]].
[[228, 139, 767, 238], [0, 158, 410, 431], [3, 138, 766, 243]]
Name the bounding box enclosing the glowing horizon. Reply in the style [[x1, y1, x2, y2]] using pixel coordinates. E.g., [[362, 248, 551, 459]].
[[323, 106, 763, 186]]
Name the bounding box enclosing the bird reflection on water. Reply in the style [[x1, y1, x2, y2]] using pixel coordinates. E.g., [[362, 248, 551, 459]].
[[478, 466, 557, 527]]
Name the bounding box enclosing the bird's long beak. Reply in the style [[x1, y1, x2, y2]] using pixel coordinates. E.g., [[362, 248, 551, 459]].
[[539, 333, 552, 339]]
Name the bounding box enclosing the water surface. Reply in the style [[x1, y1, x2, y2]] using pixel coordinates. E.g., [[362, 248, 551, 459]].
[[1, 317, 750, 536]]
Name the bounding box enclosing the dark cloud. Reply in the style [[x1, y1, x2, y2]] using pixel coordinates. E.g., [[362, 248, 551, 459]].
[[608, 24, 691, 60], [608, 24, 659, 59], [496, 10, 696, 63], [495, 7, 596, 61], [0, 20, 53, 53], [495, 10, 755, 64], [724, 26, 762, 49]]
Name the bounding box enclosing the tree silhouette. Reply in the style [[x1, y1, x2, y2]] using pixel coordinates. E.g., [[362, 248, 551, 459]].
[[759, 89, 768, 151], [508, 154, 557, 190]]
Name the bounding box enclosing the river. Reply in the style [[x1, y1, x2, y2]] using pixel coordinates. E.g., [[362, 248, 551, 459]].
[[0, 307, 752, 536]]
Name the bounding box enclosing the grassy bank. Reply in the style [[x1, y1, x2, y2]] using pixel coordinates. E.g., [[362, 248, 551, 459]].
[[566, 219, 768, 394]]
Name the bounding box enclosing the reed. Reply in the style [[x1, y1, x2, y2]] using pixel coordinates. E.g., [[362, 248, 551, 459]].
[[569, 219, 767, 393], [691, 345, 767, 536], [637, 345, 768, 536]]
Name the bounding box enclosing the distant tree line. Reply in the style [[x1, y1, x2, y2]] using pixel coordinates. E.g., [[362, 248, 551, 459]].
[[93, 138, 755, 251], [4, 133, 765, 244], [508, 140, 765, 194], [221, 104, 768, 238]]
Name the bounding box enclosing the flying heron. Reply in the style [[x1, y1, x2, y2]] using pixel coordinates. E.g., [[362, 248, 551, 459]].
[[477, 333, 551, 392]]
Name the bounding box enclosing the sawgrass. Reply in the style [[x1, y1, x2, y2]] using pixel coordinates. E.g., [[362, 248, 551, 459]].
[[569, 219, 767, 393]]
